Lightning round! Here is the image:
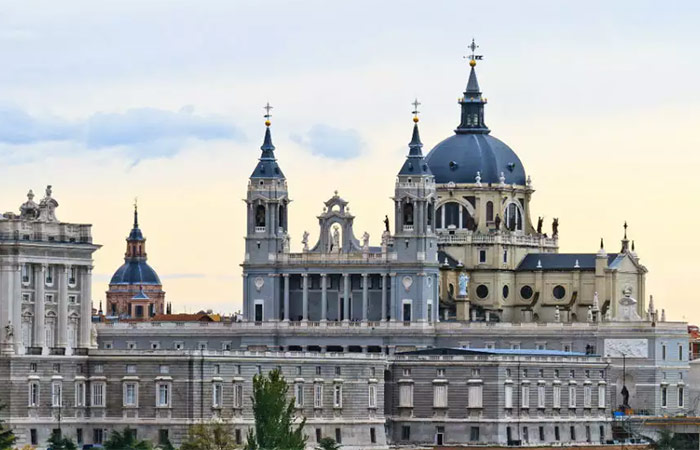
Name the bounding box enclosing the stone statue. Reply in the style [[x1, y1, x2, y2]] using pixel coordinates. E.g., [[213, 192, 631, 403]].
[[587, 306, 593, 322], [282, 234, 290, 253], [536, 216, 543, 234], [4, 322, 14, 342], [552, 218, 559, 237], [661, 309, 666, 322], [20, 190, 40, 220], [593, 292, 600, 311], [604, 307, 612, 322], [331, 226, 341, 253], [361, 232, 370, 252], [621, 385, 630, 408], [458, 273, 469, 297], [37, 185, 59, 222], [499, 172, 506, 185], [301, 231, 309, 252], [494, 214, 501, 231], [475, 171, 482, 186], [383, 215, 390, 233], [90, 324, 98, 347], [554, 306, 561, 323]]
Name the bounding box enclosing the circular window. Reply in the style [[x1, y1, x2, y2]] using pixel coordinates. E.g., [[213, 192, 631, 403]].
[[476, 284, 489, 299], [553, 285, 566, 300], [520, 285, 533, 300], [502, 285, 509, 299]]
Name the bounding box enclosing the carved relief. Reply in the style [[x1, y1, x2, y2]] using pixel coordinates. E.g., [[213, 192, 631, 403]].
[[603, 339, 648, 358], [254, 277, 264, 292], [402, 276, 413, 291]]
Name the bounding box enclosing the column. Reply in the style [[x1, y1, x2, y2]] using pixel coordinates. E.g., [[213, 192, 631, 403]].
[[381, 274, 388, 322], [320, 274, 327, 323], [301, 273, 308, 322], [57, 265, 68, 348], [79, 265, 92, 348], [34, 264, 45, 348], [342, 273, 350, 323], [361, 273, 369, 323], [434, 274, 440, 323], [242, 274, 249, 321], [0, 264, 11, 348], [389, 273, 397, 322], [12, 265, 21, 350], [283, 274, 290, 322]]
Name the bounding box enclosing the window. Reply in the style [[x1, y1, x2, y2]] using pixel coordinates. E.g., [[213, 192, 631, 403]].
[[479, 250, 487, 264], [45, 294, 54, 303], [92, 382, 105, 407], [538, 369, 545, 378], [470, 426, 480, 442], [369, 384, 377, 408], [126, 364, 136, 374], [399, 383, 413, 407], [76, 428, 83, 445], [29, 381, 39, 407], [537, 384, 545, 408], [294, 383, 304, 408], [30, 362, 37, 372], [586, 426, 591, 443], [295, 366, 302, 376], [553, 385, 561, 408], [520, 285, 534, 300], [539, 426, 545, 442], [505, 368, 512, 378], [434, 384, 448, 408], [30, 429, 37, 445], [555, 426, 560, 441], [679, 344, 684, 361], [486, 201, 494, 222], [471, 368, 481, 377], [569, 369, 575, 378], [370, 367, 376, 377], [53, 363, 61, 373], [505, 202, 523, 231], [212, 383, 223, 408], [679, 387, 685, 408], [585, 370, 590, 378], [553, 285, 566, 300], [233, 383, 243, 408], [468, 384, 483, 408], [554, 369, 560, 378], [315, 429, 322, 443], [522, 369, 528, 378], [124, 382, 138, 407], [570, 426, 576, 441], [661, 386, 668, 408], [335, 428, 342, 444], [22, 293, 31, 303], [46, 266, 54, 285], [158, 430, 169, 447], [503, 250, 508, 264], [521, 385, 530, 408], [402, 368, 411, 377], [75, 381, 86, 407], [584, 385, 592, 408], [523, 427, 529, 443], [159, 365, 169, 374], [598, 384, 606, 408], [476, 284, 488, 299], [93, 429, 104, 445], [662, 344, 667, 360], [504, 384, 513, 408], [174, 342, 183, 350], [314, 383, 323, 409], [335, 366, 341, 376], [600, 370, 606, 379], [437, 368, 445, 377], [333, 384, 342, 408], [157, 383, 171, 407], [235, 429, 242, 445], [370, 427, 376, 444], [315, 366, 322, 376], [68, 295, 77, 304], [401, 426, 410, 441], [569, 385, 577, 408], [93, 364, 104, 373]]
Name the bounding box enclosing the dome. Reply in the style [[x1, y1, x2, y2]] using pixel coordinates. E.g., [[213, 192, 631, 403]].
[[109, 260, 162, 285], [425, 133, 526, 185]]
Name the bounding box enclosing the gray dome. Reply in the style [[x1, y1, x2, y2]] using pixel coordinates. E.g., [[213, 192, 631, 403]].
[[424, 133, 526, 185], [110, 260, 161, 285]]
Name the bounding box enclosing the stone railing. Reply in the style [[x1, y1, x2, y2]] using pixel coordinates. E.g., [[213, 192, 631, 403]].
[[437, 232, 557, 248], [277, 252, 389, 265], [92, 348, 386, 360], [0, 220, 93, 244]]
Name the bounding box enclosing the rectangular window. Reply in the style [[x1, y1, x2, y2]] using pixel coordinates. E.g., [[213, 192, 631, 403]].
[[399, 384, 413, 407], [598, 384, 606, 408], [402, 368, 411, 377], [335, 366, 341, 376], [92, 382, 105, 407], [369, 384, 377, 408], [521, 385, 530, 408], [294, 384, 304, 408], [75, 381, 86, 407], [315, 366, 322, 376], [335, 428, 342, 443], [51, 381, 62, 407], [569, 385, 577, 408], [93, 429, 104, 445], [315, 429, 322, 443], [434, 384, 448, 408], [124, 382, 138, 407], [555, 426, 560, 441], [314, 383, 323, 409], [584, 385, 592, 408], [333, 384, 342, 408], [503, 249, 508, 263], [537, 384, 545, 408], [553, 385, 561, 408], [471, 368, 481, 377], [370, 427, 376, 444], [76, 428, 83, 445], [235, 429, 242, 445], [479, 250, 486, 263], [401, 426, 410, 441], [504, 384, 513, 408], [30, 362, 37, 373], [470, 426, 480, 442], [539, 426, 545, 442], [68, 295, 77, 304], [30, 429, 38, 446], [661, 386, 668, 408], [523, 427, 529, 443], [468, 384, 483, 408], [662, 344, 667, 360], [214, 364, 220, 375], [233, 383, 243, 408], [157, 383, 171, 407], [212, 383, 223, 408], [158, 430, 169, 447], [29, 382, 39, 407], [679, 387, 685, 408], [570, 426, 576, 441], [45, 294, 54, 303], [94, 364, 104, 373], [126, 364, 136, 374], [679, 344, 684, 361]]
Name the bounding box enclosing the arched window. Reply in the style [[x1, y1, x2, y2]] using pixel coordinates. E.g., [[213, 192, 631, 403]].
[[403, 203, 414, 226], [444, 203, 460, 228], [436, 206, 443, 229], [486, 201, 494, 222], [504, 203, 523, 231], [255, 204, 266, 227], [427, 202, 433, 228], [278, 204, 285, 230]]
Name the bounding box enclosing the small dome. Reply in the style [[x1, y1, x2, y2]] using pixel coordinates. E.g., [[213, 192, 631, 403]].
[[110, 260, 161, 285], [425, 133, 526, 185]]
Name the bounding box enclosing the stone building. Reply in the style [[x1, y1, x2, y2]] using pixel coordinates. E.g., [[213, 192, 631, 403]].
[[105, 205, 165, 319]]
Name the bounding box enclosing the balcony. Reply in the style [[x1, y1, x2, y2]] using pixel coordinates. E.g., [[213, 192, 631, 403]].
[[25, 347, 42, 355], [49, 347, 65, 355], [402, 225, 414, 232], [254, 226, 266, 233]]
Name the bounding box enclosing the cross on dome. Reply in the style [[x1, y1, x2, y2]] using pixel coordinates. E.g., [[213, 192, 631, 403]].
[[263, 102, 273, 126], [412, 98, 421, 123], [464, 38, 483, 67]]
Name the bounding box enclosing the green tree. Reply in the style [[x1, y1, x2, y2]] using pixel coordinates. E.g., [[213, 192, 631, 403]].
[[316, 437, 341, 450], [180, 423, 239, 450], [0, 403, 16, 450], [104, 427, 153, 450], [47, 430, 77, 450], [245, 368, 306, 450]]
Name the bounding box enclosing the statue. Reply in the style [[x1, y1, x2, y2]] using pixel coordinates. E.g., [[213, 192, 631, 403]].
[[361, 232, 370, 252], [494, 214, 501, 231], [282, 234, 290, 253], [536, 216, 543, 234], [587, 306, 593, 323], [383, 215, 390, 233], [593, 292, 600, 310], [301, 231, 310, 252], [475, 171, 482, 186], [37, 185, 59, 222], [4, 322, 14, 342], [331, 226, 341, 253], [621, 385, 630, 408], [499, 172, 506, 185], [20, 190, 40, 220], [552, 218, 559, 237], [604, 307, 612, 322], [554, 306, 561, 323], [90, 324, 98, 347], [458, 273, 469, 297]]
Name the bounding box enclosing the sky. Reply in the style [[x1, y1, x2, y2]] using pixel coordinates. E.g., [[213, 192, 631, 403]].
[[1, 0, 699, 321]]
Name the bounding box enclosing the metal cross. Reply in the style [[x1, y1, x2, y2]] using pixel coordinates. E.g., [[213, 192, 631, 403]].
[[412, 98, 421, 118], [263, 102, 273, 120], [134, 197, 138, 210], [464, 38, 483, 62]]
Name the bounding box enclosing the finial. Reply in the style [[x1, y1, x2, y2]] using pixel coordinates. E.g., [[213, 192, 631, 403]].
[[623, 221, 628, 239], [631, 240, 635, 252], [600, 238, 604, 249], [411, 98, 421, 123], [464, 38, 483, 67], [133, 197, 139, 227], [27, 189, 34, 201], [263, 102, 273, 127]]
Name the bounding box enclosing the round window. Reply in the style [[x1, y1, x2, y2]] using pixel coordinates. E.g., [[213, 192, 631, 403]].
[[553, 285, 566, 300], [476, 284, 489, 299], [502, 285, 509, 299], [520, 285, 533, 300]]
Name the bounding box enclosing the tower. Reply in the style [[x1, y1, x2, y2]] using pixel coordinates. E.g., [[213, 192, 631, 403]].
[[243, 105, 289, 322]]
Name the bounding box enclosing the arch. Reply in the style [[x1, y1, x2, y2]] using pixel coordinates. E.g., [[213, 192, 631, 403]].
[[403, 202, 414, 226], [278, 204, 286, 230], [437, 201, 475, 230], [486, 201, 494, 222], [504, 202, 524, 232], [255, 204, 266, 227]]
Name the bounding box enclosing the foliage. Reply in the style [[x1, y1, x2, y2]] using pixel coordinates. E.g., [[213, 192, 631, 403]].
[[0, 403, 15, 450], [245, 368, 307, 450], [316, 437, 341, 450], [180, 422, 240, 450], [651, 428, 697, 450], [47, 430, 77, 450], [104, 427, 153, 450]]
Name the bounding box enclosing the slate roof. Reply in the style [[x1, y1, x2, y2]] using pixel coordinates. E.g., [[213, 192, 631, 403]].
[[250, 126, 285, 179], [110, 260, 162, 285], [398, 123, 433, 177], [398, 347, 591, 357], [438, 250, 460, 269], [516, 253, 620, 271]]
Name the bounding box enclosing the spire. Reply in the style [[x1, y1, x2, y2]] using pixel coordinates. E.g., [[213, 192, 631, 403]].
[[456, 39, 489, 134], [398, 99, 432, 176], [621, 221, 630, 253], [127, 200, 144, 242], [133, 197, 139, 228], [250, 102, 285, 179]]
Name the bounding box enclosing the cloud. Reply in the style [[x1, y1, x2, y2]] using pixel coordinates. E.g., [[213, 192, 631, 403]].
[[290, 124, 364, 160], [0, 104, 243, 164]]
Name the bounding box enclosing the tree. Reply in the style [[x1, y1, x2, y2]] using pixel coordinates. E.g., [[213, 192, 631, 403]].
[[104, 427, 153, 450], [316, 437, 341, 450], [47, 430, 77, 450], [0, 403, 16, 450], [245, 368, 306, 450], [180, 423, 239, 450]]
